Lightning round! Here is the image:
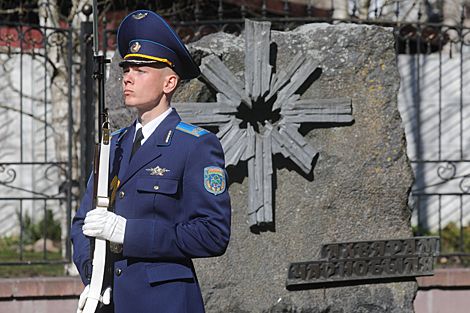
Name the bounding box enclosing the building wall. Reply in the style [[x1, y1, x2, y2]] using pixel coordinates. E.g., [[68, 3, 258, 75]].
[[0, 277, 83, 313], [415, 289, 470, 313], [414, 268, 470, 313]]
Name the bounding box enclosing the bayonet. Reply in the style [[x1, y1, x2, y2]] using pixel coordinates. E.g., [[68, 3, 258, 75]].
[[92, 0, 99, 57]]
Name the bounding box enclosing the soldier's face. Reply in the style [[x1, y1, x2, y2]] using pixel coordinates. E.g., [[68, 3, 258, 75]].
[[121, 64, 166, 110]]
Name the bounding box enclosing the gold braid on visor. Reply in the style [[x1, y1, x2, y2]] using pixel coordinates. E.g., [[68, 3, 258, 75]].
[[123, 54, 173, 67]]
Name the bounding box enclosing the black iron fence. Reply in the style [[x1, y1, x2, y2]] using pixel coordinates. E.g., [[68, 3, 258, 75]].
[[0, 19, 73, 266], [393, 23, 470, 264]]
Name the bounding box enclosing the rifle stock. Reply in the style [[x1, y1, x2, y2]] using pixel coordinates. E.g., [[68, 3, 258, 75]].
[[81, 0, 111, 312], [84, 120, 111, 313], [92, 143, 100, 208], [89, 144, 100, 263]]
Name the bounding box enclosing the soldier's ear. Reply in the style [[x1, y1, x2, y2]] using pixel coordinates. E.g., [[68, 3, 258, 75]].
[[163, 73, 179, 94]]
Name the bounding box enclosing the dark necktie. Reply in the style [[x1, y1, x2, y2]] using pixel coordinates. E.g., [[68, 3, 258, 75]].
[[130, 128, 144, 161]]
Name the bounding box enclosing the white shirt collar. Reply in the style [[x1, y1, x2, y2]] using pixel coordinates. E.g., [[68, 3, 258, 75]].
[[134, 107, 173, 145]]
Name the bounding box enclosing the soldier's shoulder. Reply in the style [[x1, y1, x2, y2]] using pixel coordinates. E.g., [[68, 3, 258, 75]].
[[175, 121, 210, 138], [110, 127, 129, 137]]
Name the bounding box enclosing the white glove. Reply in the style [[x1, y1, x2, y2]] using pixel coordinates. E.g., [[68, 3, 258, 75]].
[[83, 209, 126, 244], [101, 286, 112, 306], [77, 285, 112, 313], [77, 284, 89, 313]]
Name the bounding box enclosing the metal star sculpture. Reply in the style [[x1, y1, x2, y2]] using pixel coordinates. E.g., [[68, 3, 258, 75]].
[[173, 20, 353, 227]]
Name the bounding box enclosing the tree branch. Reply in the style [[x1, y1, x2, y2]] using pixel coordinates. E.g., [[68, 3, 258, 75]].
[[0, 103, 53, 128]]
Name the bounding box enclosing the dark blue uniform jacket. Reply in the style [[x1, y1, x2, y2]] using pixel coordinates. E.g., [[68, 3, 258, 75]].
[[71, 110, 231, 313]]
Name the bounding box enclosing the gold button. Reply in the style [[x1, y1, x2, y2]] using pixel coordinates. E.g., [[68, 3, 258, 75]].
[[118, 191, 125, 199], [115, 268, 122, 276], [154, 185, 159, 191]]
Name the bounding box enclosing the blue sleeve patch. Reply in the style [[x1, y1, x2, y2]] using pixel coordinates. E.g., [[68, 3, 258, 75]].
[[176, 121, 209, 137], [204, 167, 226, 195]]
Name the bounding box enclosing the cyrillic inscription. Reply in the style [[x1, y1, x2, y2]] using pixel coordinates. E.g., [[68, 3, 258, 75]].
[[286, 237, 439, 286]]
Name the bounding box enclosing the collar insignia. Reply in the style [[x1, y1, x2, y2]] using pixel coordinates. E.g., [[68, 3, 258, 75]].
[[146, 166, 170, 176], [132, 13, 148, 20], [165, 130, 172, 143], [130, 42, 141, 53], [117, 129, 128, 142]]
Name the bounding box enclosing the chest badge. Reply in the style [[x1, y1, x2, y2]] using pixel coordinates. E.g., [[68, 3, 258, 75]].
[[146, 166, 170, 176]]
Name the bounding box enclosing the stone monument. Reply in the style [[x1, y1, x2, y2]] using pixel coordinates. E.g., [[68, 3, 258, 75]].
[[106, 21, 419, 312]]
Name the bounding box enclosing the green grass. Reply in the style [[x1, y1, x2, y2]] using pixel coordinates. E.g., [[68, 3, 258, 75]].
[[0, 249, 66, 277], [0, 236, 66, 277], [0, 209, 67, 277], [414, 222, 470, 267], [0, 264, 66, 278]]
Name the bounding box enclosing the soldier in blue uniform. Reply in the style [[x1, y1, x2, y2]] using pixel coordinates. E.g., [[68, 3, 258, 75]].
[[71, 10, 231, 313]]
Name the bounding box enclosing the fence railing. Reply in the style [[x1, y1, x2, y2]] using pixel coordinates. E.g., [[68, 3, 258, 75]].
[[0, 19, 73, 266]]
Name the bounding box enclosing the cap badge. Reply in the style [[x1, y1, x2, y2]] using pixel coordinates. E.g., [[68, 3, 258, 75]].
[[146, 166, 170, 176], [132, 13, 148, 20], [130, 42, 141, 53]]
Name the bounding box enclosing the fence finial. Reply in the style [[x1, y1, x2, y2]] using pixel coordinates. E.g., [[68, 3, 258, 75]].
[[82, 4, 92, 22]]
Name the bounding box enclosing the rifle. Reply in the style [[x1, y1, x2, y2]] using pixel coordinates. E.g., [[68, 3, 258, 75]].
[[82, 0, 111, 312]]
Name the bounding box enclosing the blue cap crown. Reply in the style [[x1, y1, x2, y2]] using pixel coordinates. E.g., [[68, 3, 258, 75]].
[[117, 10, 200, 80]]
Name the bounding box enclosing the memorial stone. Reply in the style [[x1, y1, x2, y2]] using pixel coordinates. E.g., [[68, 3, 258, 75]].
[[105, 22, 416, 312]]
